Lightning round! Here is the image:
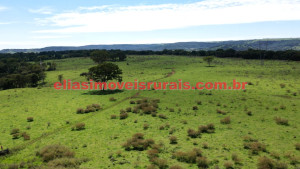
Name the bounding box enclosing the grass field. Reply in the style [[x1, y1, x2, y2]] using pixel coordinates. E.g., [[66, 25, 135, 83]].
[[0, 55, 299, 169]]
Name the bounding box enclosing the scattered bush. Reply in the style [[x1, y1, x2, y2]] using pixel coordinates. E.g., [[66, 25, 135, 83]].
[[8, 164, 19, 169], [144, 123, 150, 130], [126, 107, 132, 112], [223, 161, 234, 169], [192, 106, 198, 110], [130, 100, 136, 104], [280, 105, 286, 110], [10, 128, 20, 135], [196, 156, 209, 168], [111, 114, 117, 119], [231, 153, 242, 165], [74, 123, 85, 130], [270, 151, 280, 159], [197, 101, 202, 105], [244, 141, 266, 154], [217, 109, 227, 115], [159, 126, 165, 130], [158, 114, 167, 119], [202, 142, 209, 149], [169, 108, 175, 112], [109, 97, 117, 101], [220, 116, 231, 124], [181, 120, 187, 124], [37, 144, 75, 162], [120, 113, 128, 120], [12, 133, 20, 139], [122, 133, 155, 151], [246, 111, 252, 116], [257, 156, 287, 169], [169, 136, 177, 144], [147, 149, 159, 160], [295, 143, 300, 151], [280, 83, 286, 88], [27, 117, 34, 122], [173, 148, 203, 163], [169, 165, 183, 169], [152, 158, 168, 169], [187, 129, 200, 138], [274, 117, 289, 126], [22, 132, 30, 140], [76, 108, 85, 114], [91, 104, 101, 110]]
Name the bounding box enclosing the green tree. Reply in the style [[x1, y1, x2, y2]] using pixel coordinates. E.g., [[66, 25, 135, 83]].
[[82, 62, 122, 85], [203, 56, 215, 67], [90, 50, 109, 64]]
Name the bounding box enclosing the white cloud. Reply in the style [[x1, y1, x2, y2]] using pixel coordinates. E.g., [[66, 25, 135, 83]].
[[31, 0, 300, 33], [0, 6, 7, 11], [0, 22, 12, 25], [32, 35, 70, 39], [29, 7, 54, 15]]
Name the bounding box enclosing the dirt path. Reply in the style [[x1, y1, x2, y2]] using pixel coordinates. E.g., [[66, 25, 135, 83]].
[[6, 68, 176, 155]]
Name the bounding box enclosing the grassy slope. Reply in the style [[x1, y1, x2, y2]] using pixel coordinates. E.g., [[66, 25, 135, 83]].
[[0, 55, 299, 168]]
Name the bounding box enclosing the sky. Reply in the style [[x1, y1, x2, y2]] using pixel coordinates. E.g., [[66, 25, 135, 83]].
[[0, 0, 300, 49]]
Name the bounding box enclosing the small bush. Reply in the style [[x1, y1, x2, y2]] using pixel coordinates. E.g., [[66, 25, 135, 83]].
[[76, 108, 85, 114], [270, 151, 280, 159], [159, 125, 165, 130], [196, 157, 209, 168], [109, 97, 117, 101], [192, 106, 198, 110], [274, 117, 289, 126], [158, 114, 167, 119], [169, 108, 175, 112], [27, 117, 34, 122], [220, 116, 231, 124], [187, 129, 200, 138], [12, 133, 20, 139], [37, 144, 75, 162], [196, 101, 202, 105], [91, 104, 101, 110], [147, 149, 159, 160], [120, 113, 128, 120], [280, 83, 286, 88], [144, 123, 150, 130], [122, 133, 155, 151], [246, 111, 252, 116], [11, 128, 20, 135], [223, 161, 234, 169], [257, 156, 275, 169], [202, 142, 209, 149], [153, 158, 168, 169], [181, 120, 187, 124], [130, 100, 136, 104], [111, 115, 117, 119], [173, 148, 203, 164], [169, 136, 177, 144], [74, 123, 85, 130], [244, 141, 266, 154], [151, 112, 157, 117], [217, 109, 227, 115], [280, 105, 286, 110], [22, 132, 30, 140], [295, 143, 300, 151], [126, 107, 132, 112], [8, 164, 19, 169], [169, 165, 183, 169], [231, 153, 242, 165]]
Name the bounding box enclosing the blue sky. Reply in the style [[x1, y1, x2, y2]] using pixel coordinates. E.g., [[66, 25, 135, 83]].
[[0, 0, 300, 49]]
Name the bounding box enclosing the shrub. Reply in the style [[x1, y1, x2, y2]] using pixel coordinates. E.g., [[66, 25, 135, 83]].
[[187, 129, 200, 138], [280, 105, 286, 110], [22, 132, 30, 140], [147, 149, 159, 160], [198, 123, 215, 134], [274, 117, 289, 126], [151, 112, 157, 117], [295, 143, 300, 151], [122, 133, 155, 151], [126, 107, 132, 112], [147, 165, 158, 169], [169, 108, 175, 112], [10, 128, 20, 135], [153, 158, 168, 169], [109, 97, 117, 101], [169, 136, 177, 144], [244, 141, 266, 154], [91, 104, 101, 110], [196, 157, 209, 168], [111, 114, 117, 119], [120, 113, 128, 120], [120, 109, 126, 114], [27, 117, 34, 122], [223, 161, 234, 169], [220, 116, 231, 124], [231, 153, 242, 165], [280, 83, 286, 88], [217, 109, 227, 115], [192, 106, 198, 110], [173, 148, 203, 164], [158, 114, 167, 119], [74, 123, 85, 130], [12, 133, 20, 139], [181, 120, 187, 124], [270, 151, 280, 159], [202, 142, 209, 149], [169, 165, 183, 169], [37, 144, 75, 162], [130, 100, 136, 104], [246, 111, 252, 116], [196, 101, 202, 105], [76, 108, 85, 114], [257, 156, 275, 169], [144, 123, 149, 130], [159, 125, 165, 130], [132, 107, 140, 114], [26, 126, 31, 130], [47, 157, 86, 168]]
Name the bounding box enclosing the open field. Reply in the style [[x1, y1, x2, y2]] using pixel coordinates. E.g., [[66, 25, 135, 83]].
[[0, 55, 299, 169]]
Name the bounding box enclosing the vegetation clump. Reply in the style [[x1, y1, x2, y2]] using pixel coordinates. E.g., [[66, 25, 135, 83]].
[[122, 133, 155, 151], [274, 117, 289, 126], [27, 117, 34, 122], [220, 116, 231, 124]]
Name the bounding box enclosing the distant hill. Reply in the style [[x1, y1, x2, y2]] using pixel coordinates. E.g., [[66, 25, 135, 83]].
[[1, 38, 300, 53]]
